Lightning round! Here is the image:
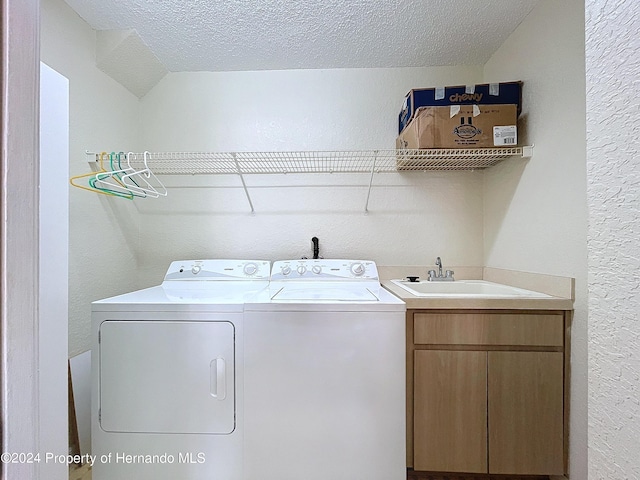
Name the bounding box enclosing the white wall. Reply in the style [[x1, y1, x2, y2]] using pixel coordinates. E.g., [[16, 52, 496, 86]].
[[586, 2, 640, 478], [40, 0, 141, 356], [482, 0, 587, 477], [135, 67, 486, 284], [141, 68, 482, 152], [39, 62, 69, 480]]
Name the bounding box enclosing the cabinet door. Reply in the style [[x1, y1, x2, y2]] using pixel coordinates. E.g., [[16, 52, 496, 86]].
[[488, 351, 564, 475], [414, 350, 487, 473]]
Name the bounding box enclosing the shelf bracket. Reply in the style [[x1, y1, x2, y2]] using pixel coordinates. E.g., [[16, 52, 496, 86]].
[[232, 153, 255, 214], [364, 150, 378, 214]]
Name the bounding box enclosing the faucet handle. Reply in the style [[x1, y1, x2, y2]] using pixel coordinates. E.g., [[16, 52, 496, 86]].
[[427, 270, 436, 281], [445, 270, 455, 279]]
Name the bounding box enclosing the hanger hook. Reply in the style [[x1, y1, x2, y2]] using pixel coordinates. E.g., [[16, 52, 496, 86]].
[[143, 151, 152, 177]]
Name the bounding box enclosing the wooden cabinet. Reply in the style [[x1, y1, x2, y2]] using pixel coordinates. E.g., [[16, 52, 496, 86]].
[[488, 351, 564, 474], [414, 350, 487, 472], [408, 310, 569, 476]]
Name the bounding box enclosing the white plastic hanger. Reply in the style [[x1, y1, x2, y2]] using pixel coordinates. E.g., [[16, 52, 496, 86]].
[[120, 151, 167, 197], [92, 152, 148, 198]]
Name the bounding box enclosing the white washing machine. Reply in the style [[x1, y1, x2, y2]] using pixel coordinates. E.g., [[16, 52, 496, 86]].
[[91, 259, 270, 480], [243, 259, 406, 480]]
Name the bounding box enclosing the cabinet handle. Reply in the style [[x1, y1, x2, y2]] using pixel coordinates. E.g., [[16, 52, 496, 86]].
[[210, 358, 226, 400]]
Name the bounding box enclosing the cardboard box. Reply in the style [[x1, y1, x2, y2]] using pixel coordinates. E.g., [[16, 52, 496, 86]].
[[398, 81, 522, 134], [396, 104, 518, 149]]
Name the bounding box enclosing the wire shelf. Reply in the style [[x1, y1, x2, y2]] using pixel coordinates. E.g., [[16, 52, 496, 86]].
[[87, 147, 532, 175], [85, 147, 532, 212]]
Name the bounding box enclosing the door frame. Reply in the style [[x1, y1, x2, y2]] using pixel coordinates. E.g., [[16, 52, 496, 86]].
[[1, 1, 41, 479]]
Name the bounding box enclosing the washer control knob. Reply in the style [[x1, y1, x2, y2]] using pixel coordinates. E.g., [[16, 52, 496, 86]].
[[312, 265, 322, 275], [281, 265, 292, 276], [243, 262, 258, 276], [297, 265, 307, 275], [191, 265, 202, 275], [350, 263, 365, 276]]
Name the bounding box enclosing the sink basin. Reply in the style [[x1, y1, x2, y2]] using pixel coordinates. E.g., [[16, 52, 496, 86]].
[[390, 279, 551, 298]]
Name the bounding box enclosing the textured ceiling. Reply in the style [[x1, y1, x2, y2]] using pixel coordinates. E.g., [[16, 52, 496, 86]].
[[63, 0, 540, 72]]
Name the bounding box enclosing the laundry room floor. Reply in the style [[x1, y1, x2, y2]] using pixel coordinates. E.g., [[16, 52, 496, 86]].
[[407, 472, 551, 480], [69, 463, 91, 480], [68, 465, 553, 480]]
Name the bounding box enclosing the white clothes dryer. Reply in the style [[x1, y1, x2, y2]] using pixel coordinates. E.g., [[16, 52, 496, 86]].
[[91, 259, 270, 480], [243, 259, 406, 480]]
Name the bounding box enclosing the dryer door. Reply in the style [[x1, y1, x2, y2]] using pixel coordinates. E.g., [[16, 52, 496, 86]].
[[99, 320, 235, 434]]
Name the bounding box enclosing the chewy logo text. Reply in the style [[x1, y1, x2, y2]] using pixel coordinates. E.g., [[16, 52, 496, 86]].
[[449, 92, 484, 102]]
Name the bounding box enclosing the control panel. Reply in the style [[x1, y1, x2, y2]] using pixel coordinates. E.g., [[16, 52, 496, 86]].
[[163, 260, 271, 281], [270, 259, 379, 281]]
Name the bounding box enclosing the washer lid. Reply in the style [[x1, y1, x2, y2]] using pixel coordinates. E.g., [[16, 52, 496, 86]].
[[270, 285, 380, 302]]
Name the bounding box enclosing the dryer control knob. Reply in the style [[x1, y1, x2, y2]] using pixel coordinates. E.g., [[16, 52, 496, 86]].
[[312, 265, 322, 274], [297, 265, 307, 275], [281, 265, 292, 276], [350, 263, 365, 276], [243, 262, 258, 276], [191, 265, 202, 275]]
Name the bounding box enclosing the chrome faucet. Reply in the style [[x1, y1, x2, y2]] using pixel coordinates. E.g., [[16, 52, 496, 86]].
[[428, 257, 455, 281]]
